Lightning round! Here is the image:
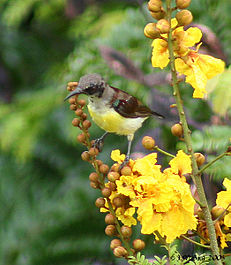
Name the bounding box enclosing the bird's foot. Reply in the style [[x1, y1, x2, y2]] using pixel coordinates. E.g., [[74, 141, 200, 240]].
[[92, 137, 104, 152], [119, 155, 130, 171]]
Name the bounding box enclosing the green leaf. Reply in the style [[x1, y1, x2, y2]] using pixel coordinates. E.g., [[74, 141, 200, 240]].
[[207, 68, 231, 116]]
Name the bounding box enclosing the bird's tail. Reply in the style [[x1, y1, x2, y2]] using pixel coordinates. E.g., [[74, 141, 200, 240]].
[[151, 111, 165, 119]]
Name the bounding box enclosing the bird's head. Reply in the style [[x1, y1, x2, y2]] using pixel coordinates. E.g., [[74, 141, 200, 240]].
[[64, 73, 105, 101]]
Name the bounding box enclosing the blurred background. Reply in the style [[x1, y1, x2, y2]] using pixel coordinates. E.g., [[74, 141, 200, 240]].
[[0, 0, 231, 264]]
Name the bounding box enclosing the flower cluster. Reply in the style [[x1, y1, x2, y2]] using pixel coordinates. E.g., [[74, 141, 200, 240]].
[[103, 149, 197, 243], [196, 178, 231, 249], [144, 0, 225, 98], [215, 178, 231, 248]]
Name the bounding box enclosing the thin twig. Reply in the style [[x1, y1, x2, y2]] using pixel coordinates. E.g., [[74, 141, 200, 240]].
[[198, 152, 228, 174], [180, 235, 210, 249]]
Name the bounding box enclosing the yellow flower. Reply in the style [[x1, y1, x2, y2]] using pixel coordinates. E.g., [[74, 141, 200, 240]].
[[109, 149, 197, 242], [169, 150, 192, 176], [216, 178, 231, 228], [116, 175, 136, 199], [175, 53, 225, 98], [116, 207, 137, 227], [173, 27, 202, 55], [150, 19, 225, 98], [151, 21, 202, 69]]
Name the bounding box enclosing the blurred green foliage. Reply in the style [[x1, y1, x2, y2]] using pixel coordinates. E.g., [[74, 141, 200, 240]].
[[0, 0, 231, 264]]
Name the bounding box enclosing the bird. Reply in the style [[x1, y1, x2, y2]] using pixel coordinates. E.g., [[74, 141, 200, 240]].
[[65, 73, 164, 168]]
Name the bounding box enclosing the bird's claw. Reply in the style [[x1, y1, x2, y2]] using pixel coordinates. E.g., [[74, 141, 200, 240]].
[[92, 138, 104, 152], [119, 156, 130, 171]]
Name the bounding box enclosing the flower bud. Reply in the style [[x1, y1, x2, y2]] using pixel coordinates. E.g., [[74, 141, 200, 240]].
[[196, 208, 204, 220], [77, 133, 86, 143], [211, 205, 225, 220], [67, 81, 78, 88], [120, 166, 132, 176], [90, 181, 99, 189], [176, 0, 191, 9], [68, 97, 76, 104], [77, 99, 86, 107], [72, 118, 80, 127], [171, 123, 183, 137], [148, 0, 162, 12], [67, 86, 73, 92], [75, 108, 83, 116], [110, 239, 122, 250], [112, 196, 124, 208], [70, 104, 77, 111], [226, 146, 231, 155], [105, 225, 116, 236], [121, 226, 132, 238], [142, 136, 155, 150], [88, 147, 99, 156], [95, 197, 105, 208], [67, 81, 78, 91], [150, 9, 166, 20], [89, 172, 99, 182], [81, 151, 90, 161], [102, 187, 112, 198], [156, 19, 170, 34], [99, 164, 109, 174], [82, 120, 91, 129], [105, 213, 116, 225], [113, 246, 127, 257], [176, 9, 193, 26], [194, 153, 205, 167], [96, 159, 103, 166], [82, 113, 87, 120], [132, 239, 146, 251], [107, 171, 120, 182], [110, 163, 120, 172], [144, 23, 160, 39], [108, 181, 117, 191]]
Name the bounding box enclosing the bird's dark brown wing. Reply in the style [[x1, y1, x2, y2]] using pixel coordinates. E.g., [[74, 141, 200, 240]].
[[110, 86, 164, 119]]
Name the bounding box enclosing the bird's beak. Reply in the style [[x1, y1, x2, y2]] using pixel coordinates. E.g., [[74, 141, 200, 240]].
[[64, 86, 84, 101]]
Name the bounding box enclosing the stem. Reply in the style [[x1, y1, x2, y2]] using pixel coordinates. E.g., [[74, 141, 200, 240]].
[[180, 235, 210, 249], [213, 203, 231, 224], [79, 114, 133, 256], [198, 152, 228, 174], [154, 146, 175, 158], [107, 199, 133, 256], [165, 1, 222, 264]]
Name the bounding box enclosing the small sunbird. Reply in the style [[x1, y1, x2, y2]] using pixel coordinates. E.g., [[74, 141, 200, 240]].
[[65, 73, 164, 167]]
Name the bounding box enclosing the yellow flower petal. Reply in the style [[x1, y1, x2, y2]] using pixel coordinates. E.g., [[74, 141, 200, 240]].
[[111, 149, 125, 163], [175, 51, 225, 98], [133, 153, 160, 177], [224, 212, 231, 228], [161, 205, 197, 243], [171, 18, 178, 29], [169, 150, 192, 176], [116, 207, 137, 226], [216, 178, 231, 209], [151, 39, 169, 69], [198, 54, 225, 79], [116, 176, 136, 199], [223, 178, 231, 191], [183, 27, 202, 47]]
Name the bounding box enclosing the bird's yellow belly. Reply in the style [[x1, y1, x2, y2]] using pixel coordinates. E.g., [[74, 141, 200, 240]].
[[88, 104, 146, 136]]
